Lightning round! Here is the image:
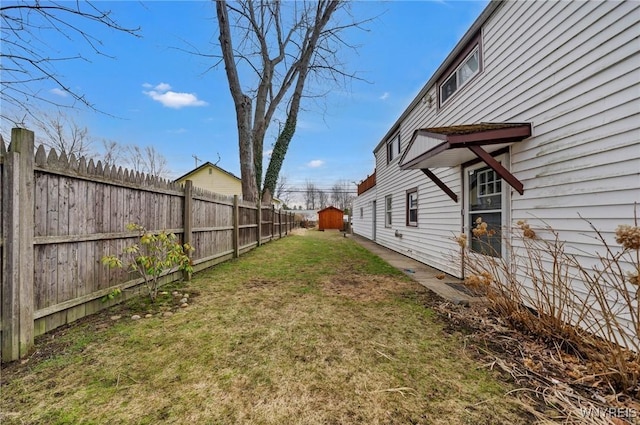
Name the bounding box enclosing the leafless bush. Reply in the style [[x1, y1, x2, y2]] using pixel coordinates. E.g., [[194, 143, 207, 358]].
[[458, 207, 640, 395]]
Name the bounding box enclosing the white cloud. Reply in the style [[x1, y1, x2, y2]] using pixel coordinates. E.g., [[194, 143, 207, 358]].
[[142, 82, 208, 109], [264, 149, 273, 158], [307, 159, 324, 168], [379, 92, 389, 100], [154, 82, 172, 92], [168, 128, 188, 134], [50, 88, 68, 97]]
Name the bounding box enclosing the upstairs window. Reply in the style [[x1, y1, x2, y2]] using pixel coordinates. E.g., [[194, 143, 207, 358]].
[[386, 133, 401, 164], [440, 46, 480, 105]]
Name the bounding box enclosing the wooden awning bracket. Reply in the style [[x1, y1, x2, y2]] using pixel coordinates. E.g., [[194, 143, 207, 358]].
[[421, 169, 458, 203], [467, 145, 524, 195]]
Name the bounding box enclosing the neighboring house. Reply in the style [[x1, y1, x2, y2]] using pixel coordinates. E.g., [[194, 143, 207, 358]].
[[175, 162, 242, 198], [174, 161, 283, 208], [353, 0, 639, 327]]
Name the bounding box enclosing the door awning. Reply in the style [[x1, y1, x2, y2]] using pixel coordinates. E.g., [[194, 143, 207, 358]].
[[399, 122, 532, 202]]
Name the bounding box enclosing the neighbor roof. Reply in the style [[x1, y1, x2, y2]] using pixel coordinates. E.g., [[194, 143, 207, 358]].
[[173, 161, 241, 183]]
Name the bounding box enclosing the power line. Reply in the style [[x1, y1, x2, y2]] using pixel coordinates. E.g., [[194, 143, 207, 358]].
[[278, 190, 357, 193]]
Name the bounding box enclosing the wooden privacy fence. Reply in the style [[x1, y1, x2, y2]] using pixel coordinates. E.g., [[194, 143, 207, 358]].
[[0, 128, 297, 361]]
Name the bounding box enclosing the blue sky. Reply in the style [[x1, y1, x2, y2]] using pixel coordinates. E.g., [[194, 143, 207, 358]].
[[3, 0, 488, 196]]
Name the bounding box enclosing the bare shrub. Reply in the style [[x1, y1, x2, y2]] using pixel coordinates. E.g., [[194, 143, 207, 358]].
[[458, 207, 640, 395]]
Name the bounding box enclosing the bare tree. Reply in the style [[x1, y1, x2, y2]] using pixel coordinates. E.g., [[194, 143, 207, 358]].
[[318, 190, 329, 209], [214, 0, 368, 202], [304, 180, 318, 210], [275, 174, 293, 207], [331, 179, 354, 212], [99, 139, 123, 170], [97, 139, 169, 179], [125, 145, 170, 179], [1, 1, 139, 124], [34, 112, 93, 158]]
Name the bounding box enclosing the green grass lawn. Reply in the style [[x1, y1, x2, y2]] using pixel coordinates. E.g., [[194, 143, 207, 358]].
[[0, 230, 532, 424]]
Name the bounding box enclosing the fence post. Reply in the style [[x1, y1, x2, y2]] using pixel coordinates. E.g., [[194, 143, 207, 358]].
[[233, 195, 239, 258], [2, 128, 35, 361], [256, 200, 262, 247], [183, 180, 193, 281], [279, 209, 282, 238], [271, 205, 275, 241]]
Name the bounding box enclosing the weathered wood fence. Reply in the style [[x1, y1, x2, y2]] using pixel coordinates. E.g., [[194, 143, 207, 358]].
[[0, 128, 297, 361]]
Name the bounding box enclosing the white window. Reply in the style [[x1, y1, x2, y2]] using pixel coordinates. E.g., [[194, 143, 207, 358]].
[[407, 190, 418, 226], [385, 195, 392, 227], [386, 133, 400, 164], [440, 47, 480, 105]]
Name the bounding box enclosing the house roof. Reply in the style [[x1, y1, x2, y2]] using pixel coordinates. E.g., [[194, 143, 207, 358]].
[[173, 161, 241, 183], [373, 0, 504, 154], [399, 122, 532, 202]]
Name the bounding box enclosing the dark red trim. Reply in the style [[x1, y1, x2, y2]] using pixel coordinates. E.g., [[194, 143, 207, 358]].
[[468, 145, 524, 195], [422, 169, 458, 203], [461, 146, 509, 169], [400, 123, 531, 171], [405, 187, 419, 226]]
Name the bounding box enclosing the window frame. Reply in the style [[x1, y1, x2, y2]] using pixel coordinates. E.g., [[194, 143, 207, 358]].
[[386, 133, 401, 164], [438, 31, 482, 108], [406, 188, 418, 227], [359, 207, 364, 219], [463, 154, 509, 259], [384, 195, 392, 228]]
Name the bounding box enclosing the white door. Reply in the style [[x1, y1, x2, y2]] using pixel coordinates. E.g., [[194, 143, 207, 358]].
[[372, 200, 377, 241], [464, 156, 509, 258]]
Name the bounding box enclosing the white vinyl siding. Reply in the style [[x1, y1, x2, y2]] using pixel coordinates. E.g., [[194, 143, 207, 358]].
[[360, 0, 639, 283], [352, 187, 376, 240]]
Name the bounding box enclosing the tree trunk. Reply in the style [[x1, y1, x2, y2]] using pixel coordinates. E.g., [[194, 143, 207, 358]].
[[216, 0, 259, 202], [263, 112, 297, 199], [238, 95, 259, 202]]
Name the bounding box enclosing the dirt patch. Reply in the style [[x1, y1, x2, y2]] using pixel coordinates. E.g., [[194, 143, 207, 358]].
[[244, 278, 279, 290], [321, 274, 420, 302]]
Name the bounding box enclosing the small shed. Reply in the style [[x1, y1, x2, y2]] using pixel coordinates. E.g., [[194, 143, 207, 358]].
[[318, 206, 344, 231]]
